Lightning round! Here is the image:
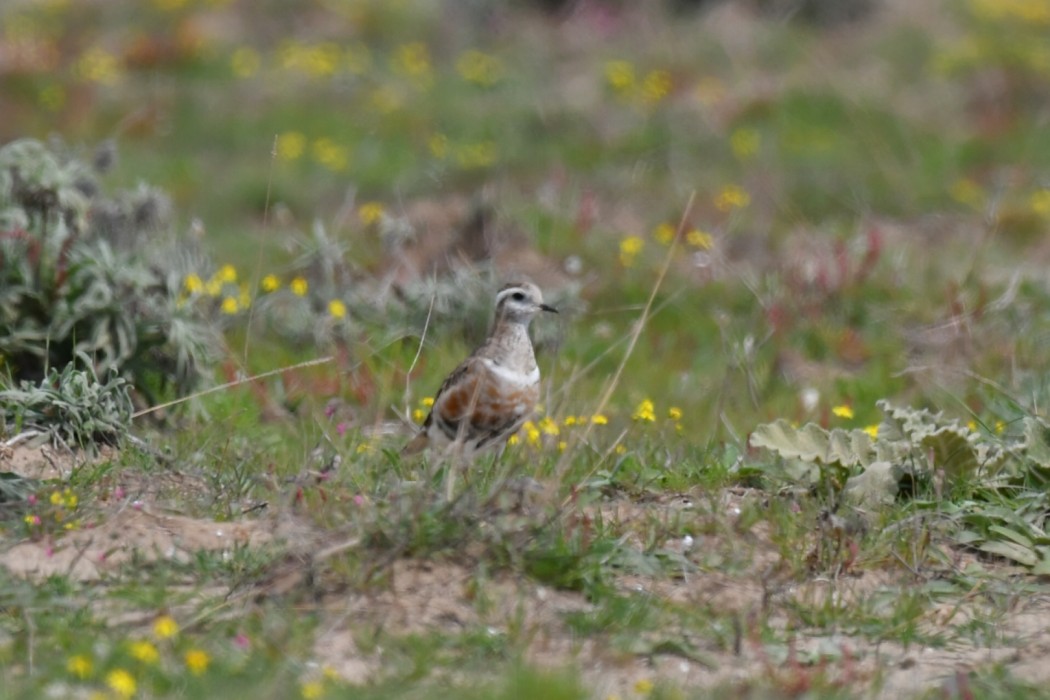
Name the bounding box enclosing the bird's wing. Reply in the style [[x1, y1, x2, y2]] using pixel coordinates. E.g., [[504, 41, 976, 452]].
[[402, 353, 482, 455]]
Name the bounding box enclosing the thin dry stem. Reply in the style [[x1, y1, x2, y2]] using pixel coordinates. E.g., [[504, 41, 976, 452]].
[[403, 290, 437, 416], [131, 356, 333, 419], [241, 133, 280, 365], [550, 191, 696, 501]]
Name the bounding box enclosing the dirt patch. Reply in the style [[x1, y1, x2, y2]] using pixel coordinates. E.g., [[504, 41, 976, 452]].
[[0, 440, 296, 581], [299, 492, 1050, 698], [0, 504, 292, 581], [311, 557, 595, 685], [5, 454, 1049, 698], [1, 441, 103, 481]]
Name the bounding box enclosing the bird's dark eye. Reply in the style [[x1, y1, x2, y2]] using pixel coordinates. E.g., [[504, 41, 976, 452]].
[[512, 292, 526, 301]]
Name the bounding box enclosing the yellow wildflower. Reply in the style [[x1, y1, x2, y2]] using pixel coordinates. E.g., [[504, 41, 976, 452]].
[[558, 440, 568, 452], [640, 69, 672, 104], [653, 223, 676, 245], [863, 424, 879, 439], [507, 434, 520, 446], [328, 299, 347, 319], [205, 278, 223, 297], [358, 201, 385, 225], [276, 131, 306, 161], [221, 297, 239, 314], [153, 615, 179, 639], [456, 49, 504, 86], [184, 648, 210, 675], [564, 416, 577, 426], [217, 264, 237, 283], [832, 405, 854, 419], [301, 680, 325, 699], [604, 60, 636, 93], [183, 273, 204, 294], [413, 409, 426, 423], [633, 400, 656, 422], [261, 274, 280, 292], [685, 229, 713, 250], [591, 414, 608, 425], [668, 406, 682, 421], [454, 141, 498, 169], [129, 640, 159, 664], [290, 277, 308, 296], [67, 654, 93, 679], [75, 47, 122, 85], [304, 42, 340, 77], [539, 416, 560, 436], [392, 42, 432, 87], [106, 669, 136, 698], [950, 178, 984, 209], [50, 491, 63, 506], [421, 396, 435, 407], [634, 678, 654, 695], [714, 185, 750, 212], [311, 137, 349, 172], [619, 236, 644, 267], [524, 421, 541, 446], [1031, 189, 1050, 217], [428, 133, 449, 159]]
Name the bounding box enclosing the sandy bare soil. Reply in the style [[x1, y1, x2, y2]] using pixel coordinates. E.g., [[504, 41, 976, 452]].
[[3, 443, 1049, 698]]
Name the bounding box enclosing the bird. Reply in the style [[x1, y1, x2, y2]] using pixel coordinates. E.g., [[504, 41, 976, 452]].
[[404, 281, 557, 458]]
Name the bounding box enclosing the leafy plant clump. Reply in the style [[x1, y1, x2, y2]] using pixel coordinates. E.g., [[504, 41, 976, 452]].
[[751, 400, 1050, 570], [1, 357, 133, 448], [0, 138, 219, 402]]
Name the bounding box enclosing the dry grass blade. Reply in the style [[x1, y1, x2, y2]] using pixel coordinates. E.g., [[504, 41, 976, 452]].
[[402, 289, 437, 416], [550, 191, 696, 501], [131, 356, 334, 419]]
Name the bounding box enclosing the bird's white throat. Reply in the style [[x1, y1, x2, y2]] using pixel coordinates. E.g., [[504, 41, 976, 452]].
[[480, 358, 539, 386]]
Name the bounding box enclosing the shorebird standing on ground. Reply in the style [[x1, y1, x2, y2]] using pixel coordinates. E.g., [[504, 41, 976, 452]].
[[404, 282, 557, 496]]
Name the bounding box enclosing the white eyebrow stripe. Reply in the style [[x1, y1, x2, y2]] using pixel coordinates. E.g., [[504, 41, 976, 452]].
[[495, 287, 527, 305]]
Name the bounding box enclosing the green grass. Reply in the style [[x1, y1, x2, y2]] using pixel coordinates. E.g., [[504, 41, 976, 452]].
[[5, 0, 1050, 697]]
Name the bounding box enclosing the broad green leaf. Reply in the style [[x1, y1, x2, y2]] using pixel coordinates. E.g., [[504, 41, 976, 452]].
[[987, 525, 1034, 550], [749, 420, 874, 467], [978, 540, 1038, 567], [1030, 557, 1050, 576], [844, 460, 899, 506]]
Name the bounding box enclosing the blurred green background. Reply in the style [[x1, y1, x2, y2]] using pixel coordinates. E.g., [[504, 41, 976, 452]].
[[3, 0, 1050, 442]]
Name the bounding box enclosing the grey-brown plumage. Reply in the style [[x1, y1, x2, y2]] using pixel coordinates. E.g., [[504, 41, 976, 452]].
[[404, 282, 557, 456]]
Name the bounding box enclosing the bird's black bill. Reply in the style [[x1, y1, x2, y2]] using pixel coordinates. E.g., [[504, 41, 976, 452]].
[[540, 303, 558, 314]]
